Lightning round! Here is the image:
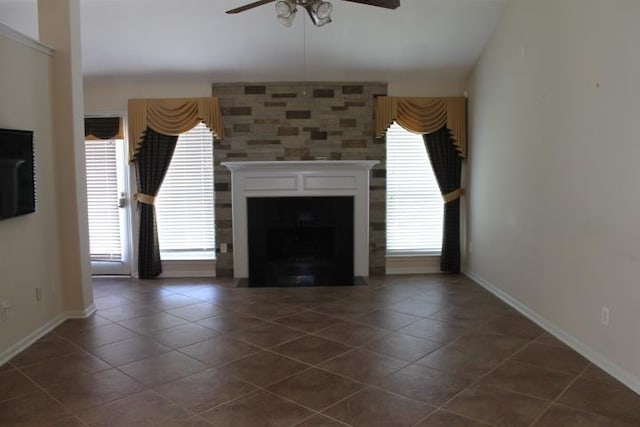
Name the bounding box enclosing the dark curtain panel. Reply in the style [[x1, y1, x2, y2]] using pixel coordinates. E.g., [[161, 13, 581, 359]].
[[424, 126, 462, 273], [135, 128, 178, 278], [84, 117, 121, 139]]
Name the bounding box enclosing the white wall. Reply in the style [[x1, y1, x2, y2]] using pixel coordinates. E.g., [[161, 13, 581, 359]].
[[466, 0, 640, 391], [0, 1, 38, 40], [83, 76, 212, 114], [83, 73, 465, 115], [0, 29, 64, 361]]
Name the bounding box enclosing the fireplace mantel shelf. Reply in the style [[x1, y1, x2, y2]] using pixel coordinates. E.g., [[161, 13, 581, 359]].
[[221, 160, 379, 172], [223, 160, 379, 279]]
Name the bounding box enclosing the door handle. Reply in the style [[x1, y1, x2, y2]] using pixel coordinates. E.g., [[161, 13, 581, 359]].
[[118, 192, 127, 208]]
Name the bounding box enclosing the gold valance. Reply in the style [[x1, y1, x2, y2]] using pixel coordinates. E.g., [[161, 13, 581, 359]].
[[128, 97, 225, 161], [376, 97, 467, 158]]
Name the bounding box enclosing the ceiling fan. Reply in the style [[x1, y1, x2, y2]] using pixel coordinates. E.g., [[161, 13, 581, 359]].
[[226, 0, 400, 27]]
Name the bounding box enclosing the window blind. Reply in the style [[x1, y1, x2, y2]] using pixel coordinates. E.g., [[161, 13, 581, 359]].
[[85, 139, 122, 261], [386, 122, 444, 255], [156, 122, 215, 260]]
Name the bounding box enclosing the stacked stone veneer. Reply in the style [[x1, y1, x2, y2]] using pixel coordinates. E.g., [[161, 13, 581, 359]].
[[212, 82, 387, 277]]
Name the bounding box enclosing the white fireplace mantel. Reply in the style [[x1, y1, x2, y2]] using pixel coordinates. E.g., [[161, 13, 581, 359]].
[[222, 160, 379, 279]]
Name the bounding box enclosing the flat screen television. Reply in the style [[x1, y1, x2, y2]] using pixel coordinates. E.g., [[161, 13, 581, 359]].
[[0, 128, 36, 220]]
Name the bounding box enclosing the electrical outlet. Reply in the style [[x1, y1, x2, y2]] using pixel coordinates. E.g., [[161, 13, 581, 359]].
[[601, 306, 610, 326], [220, 243, 228, 253], [1, 301, 11, 321], [36, 288, 42, 301]]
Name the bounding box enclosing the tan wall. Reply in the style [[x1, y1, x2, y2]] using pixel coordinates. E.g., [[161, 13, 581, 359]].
[[0, 33, 63, 360], [39, 0, 93, 312], [83, 76, 213, 115], [83, 74, 465, 116], [466, 0, 640, 390]]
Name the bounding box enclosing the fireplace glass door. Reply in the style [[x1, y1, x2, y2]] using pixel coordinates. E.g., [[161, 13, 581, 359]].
[[247, 196, 354, 287]]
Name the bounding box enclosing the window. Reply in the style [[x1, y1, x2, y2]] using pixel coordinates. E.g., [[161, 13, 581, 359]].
[[85, 137, 125, 262], [386, 122, 443, 255], [155, 122, 215, 260]]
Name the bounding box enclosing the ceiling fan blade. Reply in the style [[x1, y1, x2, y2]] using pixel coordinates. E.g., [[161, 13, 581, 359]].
[[226, 0, 277, 14], [340, 0, 400, 9]]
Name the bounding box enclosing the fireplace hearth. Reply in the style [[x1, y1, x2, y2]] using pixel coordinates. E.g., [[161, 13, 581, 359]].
[[248, 196, 354, 287]]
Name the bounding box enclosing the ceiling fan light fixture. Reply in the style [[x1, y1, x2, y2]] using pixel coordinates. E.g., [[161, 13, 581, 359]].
[[277, 12, 296, 26], [227, 0, 400, 26], [306, 1, 332, 26], [276, 1, 296, 18], [275, 0, 297, 26], [312, 1, 333, 20]]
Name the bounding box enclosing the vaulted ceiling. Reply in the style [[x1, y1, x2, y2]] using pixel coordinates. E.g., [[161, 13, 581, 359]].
[[0, 0, 507, 89]]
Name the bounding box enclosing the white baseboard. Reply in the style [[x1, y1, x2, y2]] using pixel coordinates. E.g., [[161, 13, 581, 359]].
[[159, 270, 216, 278], [0, 314, 66, 366], [0, 304, 97, 367], [386, 256, 441, 275], [465, 271, 640, 395], [158, 260, 216, 278], [66, 303, 96, 319]]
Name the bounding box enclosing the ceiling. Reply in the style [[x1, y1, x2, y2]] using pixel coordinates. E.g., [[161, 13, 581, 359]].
[[0, 0, 507, 88]]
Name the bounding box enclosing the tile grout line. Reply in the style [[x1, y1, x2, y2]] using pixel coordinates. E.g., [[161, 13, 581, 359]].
[[382, 304, 513, 425], [409, 333, 542, 427], [171, 337, 422, 425], [280, 301, 521, 425], [169, 365, 344, 425], [45, 309, 229, 425], [525, 362, 592, 427], [252, 376, 358, 426], [9, 363, 91, 426], [19, 329, 209, 425]]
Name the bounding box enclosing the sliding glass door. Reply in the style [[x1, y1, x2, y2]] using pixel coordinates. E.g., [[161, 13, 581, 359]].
[[85, 134, 131, 275]]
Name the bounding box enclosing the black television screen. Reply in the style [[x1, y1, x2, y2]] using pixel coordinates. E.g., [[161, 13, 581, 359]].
[[0, 128, 36, 220]]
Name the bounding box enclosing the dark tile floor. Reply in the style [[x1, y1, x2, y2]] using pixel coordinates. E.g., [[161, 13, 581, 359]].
[[1, 274, 639, 426]]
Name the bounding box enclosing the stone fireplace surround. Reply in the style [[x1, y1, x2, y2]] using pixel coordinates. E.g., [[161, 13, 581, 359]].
[[212, 82, 388, 277], [223, 160, 378, 281]]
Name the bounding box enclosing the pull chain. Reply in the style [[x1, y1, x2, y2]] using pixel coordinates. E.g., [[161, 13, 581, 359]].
[[302, 15, 307, 96]]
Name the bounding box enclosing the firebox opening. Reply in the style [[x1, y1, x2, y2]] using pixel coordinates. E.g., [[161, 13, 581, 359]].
[[247, 196, 355, 287]]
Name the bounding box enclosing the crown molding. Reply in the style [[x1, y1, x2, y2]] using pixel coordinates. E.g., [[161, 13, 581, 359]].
[[0, 22, 53, 56]]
